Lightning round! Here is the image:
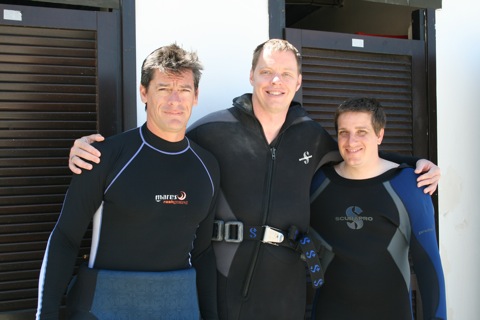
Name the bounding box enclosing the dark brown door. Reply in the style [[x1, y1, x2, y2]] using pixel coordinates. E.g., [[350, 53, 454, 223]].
[[286, 28, 428, 159], [0, 3, 121, 318]]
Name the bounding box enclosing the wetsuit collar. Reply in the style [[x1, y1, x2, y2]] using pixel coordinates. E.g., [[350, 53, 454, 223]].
[[231, 93, 312, 143], [140, 123, 189, 152]]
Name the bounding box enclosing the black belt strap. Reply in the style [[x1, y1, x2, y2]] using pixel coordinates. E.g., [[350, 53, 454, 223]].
[[297, 232, 325, 288], [212, 220, 324, 288], [247, 224, 325, 289]]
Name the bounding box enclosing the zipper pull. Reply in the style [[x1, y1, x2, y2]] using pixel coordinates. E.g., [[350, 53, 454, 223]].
[[271, 147, 276, 160]]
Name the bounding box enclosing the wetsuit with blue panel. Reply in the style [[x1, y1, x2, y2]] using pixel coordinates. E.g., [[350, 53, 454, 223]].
[[36, 124, 220, 319], [310, 164, 446, 320]]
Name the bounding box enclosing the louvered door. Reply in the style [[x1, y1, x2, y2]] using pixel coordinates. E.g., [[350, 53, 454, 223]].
[[0, 4, 121, 318], [286, 28, 428, 157]]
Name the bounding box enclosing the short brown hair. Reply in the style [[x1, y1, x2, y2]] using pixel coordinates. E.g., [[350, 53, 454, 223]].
[[251, 39, 302, 73], [335, 97, 387, 135]]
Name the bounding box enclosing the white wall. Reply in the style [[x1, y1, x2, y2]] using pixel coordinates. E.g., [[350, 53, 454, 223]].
[[135, 0, 269, 126], [436, 1, 480, 319]]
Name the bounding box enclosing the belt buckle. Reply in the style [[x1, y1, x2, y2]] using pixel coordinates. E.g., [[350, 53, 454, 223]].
[[212, 220, 224, 241], [224, 221, 243, 243], [262, 225, 285, 246]]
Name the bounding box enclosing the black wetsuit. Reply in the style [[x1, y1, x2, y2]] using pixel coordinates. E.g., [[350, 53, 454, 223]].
[[36, 124, 220, 319], [187, 94, 339, 320], [310, 165, 446, 320]]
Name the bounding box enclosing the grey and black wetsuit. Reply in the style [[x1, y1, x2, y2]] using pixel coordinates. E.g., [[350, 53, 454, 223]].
[[310, 165, 446, 320]]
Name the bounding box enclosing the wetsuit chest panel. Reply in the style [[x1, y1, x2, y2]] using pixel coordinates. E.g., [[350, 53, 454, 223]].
[[94, 145, 213, 271], [310, 168, 413, 320]]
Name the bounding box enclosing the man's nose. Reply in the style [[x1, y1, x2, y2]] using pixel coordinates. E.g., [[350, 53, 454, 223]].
[[168, 91, 181, 103], [271, 73, 282, 83], [348, 134, 358, 144]]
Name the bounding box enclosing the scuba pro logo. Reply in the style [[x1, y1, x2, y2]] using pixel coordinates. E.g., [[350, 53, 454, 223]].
[[155, 191, 188, 205], [335, 206, 373, 230]]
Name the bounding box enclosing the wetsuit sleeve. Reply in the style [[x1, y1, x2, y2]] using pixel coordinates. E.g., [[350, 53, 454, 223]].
[[392, 171, 447, 319], [193, 223, 218, 319], [379, 151, 420, 166], [315, 126, 342, 168], [191, 160, 220, 320], [37, 144, 109, 319]]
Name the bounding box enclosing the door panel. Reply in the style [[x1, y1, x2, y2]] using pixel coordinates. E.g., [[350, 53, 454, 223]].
[[0, 4, 121, 318], [286, 28, 428, 158]]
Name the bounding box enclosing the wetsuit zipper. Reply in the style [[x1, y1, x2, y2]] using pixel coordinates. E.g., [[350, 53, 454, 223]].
[[242, 146, 277, 297]]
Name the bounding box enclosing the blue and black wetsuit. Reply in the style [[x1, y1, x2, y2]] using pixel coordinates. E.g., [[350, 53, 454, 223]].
[[310, 164, 446, 320], [36, 124, 220, 319]]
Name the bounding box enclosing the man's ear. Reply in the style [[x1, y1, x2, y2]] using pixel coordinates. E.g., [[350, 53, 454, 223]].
[[139, 84, 148, 103], [377, 128, 385, 145], [296, 74, 302, 92], [193, 89, 199, 107]]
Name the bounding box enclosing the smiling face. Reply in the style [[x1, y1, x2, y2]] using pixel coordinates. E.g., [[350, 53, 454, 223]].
[[141, 69, 198, 142], [249, 48, 302, 117], [336, 111, 384, 169]]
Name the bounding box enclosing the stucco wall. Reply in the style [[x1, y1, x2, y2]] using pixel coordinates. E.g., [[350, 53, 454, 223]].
[[135, 0, 480, 318], [135, 0, 269, 126], [436, 1, 480, 319]]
